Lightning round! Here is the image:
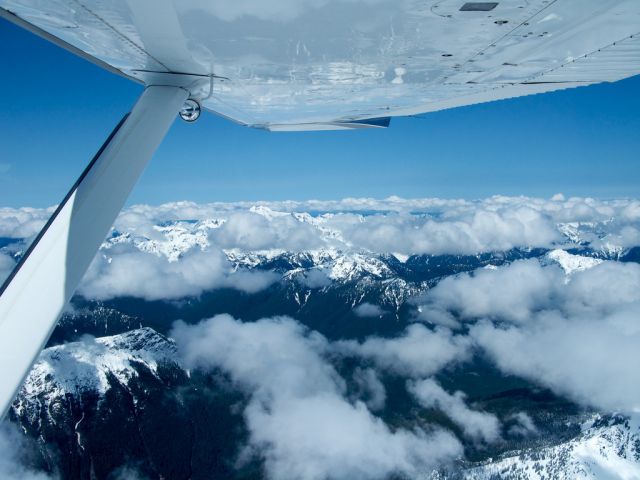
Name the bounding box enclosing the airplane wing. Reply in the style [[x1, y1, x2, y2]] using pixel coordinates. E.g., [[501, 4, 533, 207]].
[[2, 0, 639, 131]]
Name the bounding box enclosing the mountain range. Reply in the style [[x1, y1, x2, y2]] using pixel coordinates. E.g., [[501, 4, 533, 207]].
[[2, 202, 639, 479]]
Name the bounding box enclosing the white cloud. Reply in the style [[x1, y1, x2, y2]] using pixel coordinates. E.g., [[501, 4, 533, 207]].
[[507, 412, 538, 437], [171, 315, 337, 397], [170, 315, 462, 480], [112, 195, 640, 255], [562, 261, 640, 314], [212, 211, 324, 252], [338, 207, 560, 256], [470, 310, 640, 413], [409, 379, 501, 444], [353, 302, 384, 318], [335, 324, 471, 378], [4, 196, 640, 264], [0, 207, 52, 239], [109, 466, 149, 480], [351, 367, 386, 411], [79, 244, 278, 301], [3, 195, 640, 472], [419, 258, 640, 324], [417, 260, 562, 324], [224, 269, 281, 294], [296, 268, 332, 289], [0, 423, 55, 480], [60, 193, 640, 301], [416, 259, 640, 413]]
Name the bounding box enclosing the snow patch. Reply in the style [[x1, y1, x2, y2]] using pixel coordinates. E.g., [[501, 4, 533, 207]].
[[547, 249, 602, 275]]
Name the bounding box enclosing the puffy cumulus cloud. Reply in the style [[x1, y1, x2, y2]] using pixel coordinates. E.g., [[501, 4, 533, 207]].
[[590, 226, 640, 252], [416, 259, 640, 413], [0, 207, 52, 239], [6, 195, 640, 260], [353, 302, 384, 318], [562, 261, 640, 313], [112, 195, 640, 255], [476, 195, 617, 224], [225, 269, 281, 294], [335, 324, 471, 378], [470, 311, 640, 413], [170, 315, 462, 480], [0, 423, 56, 480], [419, 259, 640, 324], [506, 412, 538, 438], [417, 260, 563, 324], [351, 367, 386, 411], [79, 244, 278, 301], [110, 466, 150, 480], [338, 207, 560, 256], [211, 211, 324, 252], [6, 195, 640, 304], [243, 394, 461, 480], [0, 252, 16, 284], [621, 201, 640, 221], [172, 315, 337, 397], [296, 268, 331, 289], [409, 379, 501, 444]]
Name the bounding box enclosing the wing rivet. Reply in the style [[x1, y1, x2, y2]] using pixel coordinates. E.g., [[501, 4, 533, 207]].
[[179, 99, 201, 123]]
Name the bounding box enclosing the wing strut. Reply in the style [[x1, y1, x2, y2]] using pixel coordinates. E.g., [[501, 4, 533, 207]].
[[0, 85, 188, 416]]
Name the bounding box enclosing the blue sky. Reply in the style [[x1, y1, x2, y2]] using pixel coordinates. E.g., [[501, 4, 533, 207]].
[[0, 17, 639, 208]]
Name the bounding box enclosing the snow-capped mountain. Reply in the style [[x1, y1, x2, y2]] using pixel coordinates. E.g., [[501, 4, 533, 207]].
[[546, 249, 603, 275], [104, 219, 220, 262], [10, 328, 240, 480], [13, 328, 179, 428], [95, 212, 624, 324], [18, 328, 175, 401], [459, 415, 640, 480], [99, 207, 636, 282], [10, 328, 640, 480], [4, 201, 640, 480]]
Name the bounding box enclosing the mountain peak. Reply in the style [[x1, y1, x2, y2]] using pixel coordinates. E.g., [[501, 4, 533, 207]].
[[16, 328, 176, 410]]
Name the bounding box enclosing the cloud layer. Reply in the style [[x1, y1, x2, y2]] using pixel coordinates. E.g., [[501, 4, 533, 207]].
[[5, 195, 640, 256], [107, 195, 640, 255], [3, 196, 640, 422], [416, 259, 640, 413], [3, 195, 640, 300], [336, 324, 471, 378], [408, 379, 501, 444], [0, 207, 51, 239], [171, 315, 462, 480], [353, 302, 384, 317], [79, 244, 278, 301]]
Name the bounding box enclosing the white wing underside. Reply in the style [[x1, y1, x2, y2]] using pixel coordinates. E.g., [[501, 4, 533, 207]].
[[1, 0, 639, 130]]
